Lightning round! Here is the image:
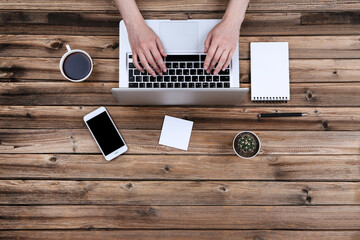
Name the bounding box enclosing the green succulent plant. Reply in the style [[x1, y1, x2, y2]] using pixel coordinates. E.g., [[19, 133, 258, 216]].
[[237, 135, 256, 153]]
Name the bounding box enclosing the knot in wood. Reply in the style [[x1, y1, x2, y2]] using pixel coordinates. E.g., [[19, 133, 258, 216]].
[[305, 90, 313, 101]]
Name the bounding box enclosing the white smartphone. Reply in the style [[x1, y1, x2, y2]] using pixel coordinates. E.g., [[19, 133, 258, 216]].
[[83, 107, 128, 161]]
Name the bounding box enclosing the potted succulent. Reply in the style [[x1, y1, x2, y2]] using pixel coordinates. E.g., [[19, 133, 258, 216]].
[[233, 131, 261, 159]]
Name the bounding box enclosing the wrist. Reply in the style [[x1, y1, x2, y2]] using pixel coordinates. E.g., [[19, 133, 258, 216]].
[[222, 14, 242, 31]]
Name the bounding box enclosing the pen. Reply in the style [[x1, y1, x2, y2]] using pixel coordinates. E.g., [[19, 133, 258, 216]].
[[258, 113, 308, 118]]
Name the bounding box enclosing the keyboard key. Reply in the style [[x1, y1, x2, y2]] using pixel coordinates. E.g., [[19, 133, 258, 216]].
[[193, 62, 200, 68], [129, 70, 134, 77], [186, 62, 193, 68], [166, 55, 199, 61], [140, 83, 145, 88], [189, 83, 195, 88], [134, 69, 141, 75], [176, 69, 182, 75], [167, 83, 174, 88], [129, 55, 132, 59], [185, 76, 191, 82], [217, 83, 223, 88], [161, 83, 167, 88], [171, 76, 177, 82], [199, 76, 205, 82], [206, 76, 212, 82], [136, 76, 142, 82], [197, 69, 204, 75], [210, 83, 216, 88], [219, 69, 230, 75], [129, 76, 135, 82], [164, 76, 170, 82], [175, 83, 180, 88], [203, 83, 209, 88], [183, 69, 189, 75], [129, 63, 135, 69], [192, 76, 199, 82], [190, 69, 197, 75], [220, 76, 230, 82], [129, 83, 138, 88], [196, 83, 202, 88], [165, 62, 172, 68], [143, 76, 149, 82], [146, 83, 152, 88], [224, 83, 230, 88], [201, 55, 206, 61], [213, 76, 219, 82], [178, 76, 184, 82], [180, 62, 186, 68], [172, 62, 179, 68], [156, 76, 163, 82], [181, 83, 187, 88], [169, 69, 175, 75]]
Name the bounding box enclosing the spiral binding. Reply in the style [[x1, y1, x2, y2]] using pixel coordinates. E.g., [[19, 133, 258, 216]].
[[252, 96, 288, 103]]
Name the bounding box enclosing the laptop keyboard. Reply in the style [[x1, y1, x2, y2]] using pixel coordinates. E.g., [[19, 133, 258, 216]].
[[127, 54, 231, 88]]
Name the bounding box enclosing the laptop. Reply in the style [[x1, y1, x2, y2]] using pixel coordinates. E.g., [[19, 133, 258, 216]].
[[111, 19, 249, 105]]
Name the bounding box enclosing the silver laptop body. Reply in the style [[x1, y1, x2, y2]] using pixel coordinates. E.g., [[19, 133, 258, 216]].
[[112, 19, 248, 105]]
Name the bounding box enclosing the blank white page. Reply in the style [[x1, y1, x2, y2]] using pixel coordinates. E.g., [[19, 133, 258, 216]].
[[251, 42, 290, 101]]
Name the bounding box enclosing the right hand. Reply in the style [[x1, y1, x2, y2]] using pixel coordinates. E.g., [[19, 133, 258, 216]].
[[127, 21, 167, 77]]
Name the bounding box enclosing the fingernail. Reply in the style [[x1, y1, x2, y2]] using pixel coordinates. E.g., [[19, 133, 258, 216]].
[[204, 65, 208, 70]]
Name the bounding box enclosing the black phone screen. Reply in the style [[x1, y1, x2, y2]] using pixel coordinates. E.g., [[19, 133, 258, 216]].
[[86, 111, 125, 155]]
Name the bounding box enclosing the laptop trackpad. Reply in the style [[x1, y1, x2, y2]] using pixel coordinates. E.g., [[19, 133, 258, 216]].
[[159, 22, 198, 51]]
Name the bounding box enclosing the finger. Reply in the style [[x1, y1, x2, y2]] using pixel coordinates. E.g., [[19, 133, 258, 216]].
[[133, 53, 144, 73], [155, 37, 167, 58], [223, 48, 235, 71], [203, 44, 218, 71], [138, 53, 156, 77], [144, 50, 162, 76], [214, 50, 229, 75], [204, 33, 212, 53], [151, 46, 167, 72], [208, 48, 225, 74]]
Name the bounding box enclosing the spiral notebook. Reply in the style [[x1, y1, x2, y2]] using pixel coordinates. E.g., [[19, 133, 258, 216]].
[[251, 42, 290, 102]]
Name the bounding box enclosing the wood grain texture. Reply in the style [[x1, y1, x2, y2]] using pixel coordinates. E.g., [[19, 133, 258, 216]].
[[0, 230, 359, 240], [1, 106, 359, 131], [1, 180, 359, 205], [1, 11, 359, 36], [1, 0, 359, 11], [2, 35, 360, 59], [1, 154, 359, 181], [0, 129, 359, 155], [1, 205, 360, 230], [1, 57, 358, 83], [1, 82, 360, 107]]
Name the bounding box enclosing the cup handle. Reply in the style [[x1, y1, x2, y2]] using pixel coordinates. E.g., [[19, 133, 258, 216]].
[[66, 44, 71, 52]]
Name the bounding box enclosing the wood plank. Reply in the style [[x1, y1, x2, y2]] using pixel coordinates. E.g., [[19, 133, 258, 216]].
[[0, 230, 359, 240], [1, 11, 359, 36], [1, 106, 359, 131], [1, 57, 358, 83], [1, 82, 360, 107], [1, 0, 359, 11], [0, 129, 359, 155], [1, 205, 360, 230], [1, 154, 359, 181], [2, 35, 360, 59], [1, 180, 359, 205]]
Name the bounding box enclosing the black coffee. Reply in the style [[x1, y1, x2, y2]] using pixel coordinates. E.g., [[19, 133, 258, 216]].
[[63, 52, 91, 80]]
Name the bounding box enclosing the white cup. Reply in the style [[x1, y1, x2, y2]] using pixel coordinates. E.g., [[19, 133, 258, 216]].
[[60, 44, 93, 82]]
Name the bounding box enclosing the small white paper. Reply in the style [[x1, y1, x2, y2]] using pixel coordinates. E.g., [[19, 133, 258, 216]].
[[159, 115, 193, 151]]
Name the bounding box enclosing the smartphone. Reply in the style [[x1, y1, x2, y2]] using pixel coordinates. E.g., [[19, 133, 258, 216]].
[[83, 107, 128, 161]]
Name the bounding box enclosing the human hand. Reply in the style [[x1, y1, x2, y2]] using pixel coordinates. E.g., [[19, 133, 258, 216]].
[[127, 21, 167, 77], [203, 19, 240, 75]]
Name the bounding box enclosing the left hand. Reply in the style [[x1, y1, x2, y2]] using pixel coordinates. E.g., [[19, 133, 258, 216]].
[[203, 19, 240, 75]]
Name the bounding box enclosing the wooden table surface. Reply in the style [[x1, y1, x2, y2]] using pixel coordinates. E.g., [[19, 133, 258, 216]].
[[0, 0, 360, 239]]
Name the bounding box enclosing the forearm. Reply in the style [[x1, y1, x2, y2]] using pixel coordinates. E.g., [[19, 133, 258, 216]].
[[222, 0, 250, 28], [114, 0, 144, 28]]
